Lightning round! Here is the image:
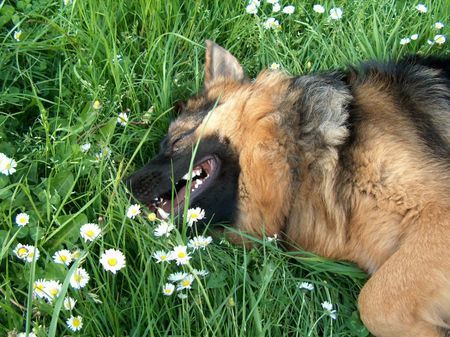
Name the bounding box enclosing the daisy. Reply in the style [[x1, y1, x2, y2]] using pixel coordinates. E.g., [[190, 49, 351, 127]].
[[13, 30, 22, 41], [100, 249, 126, 274], [269, 63, 280, 70], [415, 3, 428, 13], [434, 34, 446, 45], [17, 332, 37, 337], [33, 279, 47, 299], [186, 207, 205, 227], [126, 204, 141, 219], [246, 3, 258, 14], [92, 100, 102, 110], [168, 271, 188, 282], [67, 315, 83, 331], [329, 7, 343, 20], [0, 154, 17, 175], [177, 274, 195, 291], [70, 267, 90, 289], [188, 235, 213, 250], [95, 147, 111, 161], [153, 250, 171, 263], [154, 221, 175, 237], [249, 0, 260, 6], [44, 280, 62, 302], [64, 296, 77, 310], [434, 22, 444, 30], [14, 243, 30, 260], [117, 112, 128, 126], [71, 249, 82, 260], [53, 249, 73, 266], [410, 34, 419, 40], [178, 293, 188, 299], [80, 223, 101, 242], [313, 4, 325, 13], [282, 5, 295, 15], [272, 3, 281, 13], [192, 269, 209, 277], [321, 301, 337, 320], [63, 0, 73, 5], [298, 282, 314, 291], [162, 283, 175, 296], [15, 212, 30, 227], [25, 246, 40, 263], [266, 0, 278, 4], [170, 245, 191, 265], [400, 37, 411, 45], [267, 233, 278, 242], [80, 143, 91, 152], [263, 18, 280, 30]]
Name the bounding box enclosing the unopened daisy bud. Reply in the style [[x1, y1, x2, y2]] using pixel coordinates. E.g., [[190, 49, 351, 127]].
[[92, 100, 102, 110], [147, 212, 157, 221]]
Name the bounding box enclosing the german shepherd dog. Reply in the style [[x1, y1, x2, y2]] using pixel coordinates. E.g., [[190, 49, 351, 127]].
[[127, 41, 450, 337]]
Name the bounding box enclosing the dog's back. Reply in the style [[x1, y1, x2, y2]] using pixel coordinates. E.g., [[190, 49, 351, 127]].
[[286, 56, 450, 337]]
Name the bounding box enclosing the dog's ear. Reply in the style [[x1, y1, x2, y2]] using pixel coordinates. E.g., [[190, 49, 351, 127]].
[[204, 40, 245, 87]]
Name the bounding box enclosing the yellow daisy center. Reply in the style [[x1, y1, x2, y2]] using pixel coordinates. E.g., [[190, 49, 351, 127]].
[[108, 258, 117, 266], [35, 283, 44, 291], [182, 280, 190, 287], [50, 288, 58, 296], [164, 289, 171, 294], [148, 213, 156, 221], [73, 318, 81, 327], [18, 247, 28, 256], [191, 213, 198, 219], [160, 255, 167, 260], [74, 274, 82, 282], [60, 255, 67, 262], [5, 162, 11, 169], [86, 229, 95, 237], [177, 252, 186, 259]]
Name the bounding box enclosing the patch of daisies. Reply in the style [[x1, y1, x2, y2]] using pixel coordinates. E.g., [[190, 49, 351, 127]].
[[126, 203, 212, 299], [399, 4, 446, 46], [245, 0, 345, 31], [12, 212, 125, 333]]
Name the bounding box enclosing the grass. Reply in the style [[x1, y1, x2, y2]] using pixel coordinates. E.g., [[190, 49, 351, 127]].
[[0, 0, 448, 336]]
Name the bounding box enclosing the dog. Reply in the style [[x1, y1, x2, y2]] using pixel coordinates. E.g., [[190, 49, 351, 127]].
[[127, 40, 450, 337]]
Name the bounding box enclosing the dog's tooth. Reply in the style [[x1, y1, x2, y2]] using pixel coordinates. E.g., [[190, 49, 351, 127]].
[[182, 172, 190, 180]]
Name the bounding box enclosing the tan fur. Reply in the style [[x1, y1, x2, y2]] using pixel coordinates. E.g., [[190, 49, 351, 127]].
[[160, 43, 450, 336]]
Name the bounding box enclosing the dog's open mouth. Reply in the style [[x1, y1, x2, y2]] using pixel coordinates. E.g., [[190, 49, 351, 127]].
[[148, 156, 219, 217]]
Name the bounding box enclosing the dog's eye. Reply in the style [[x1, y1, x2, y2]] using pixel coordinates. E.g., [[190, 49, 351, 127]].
[[171, 128, 195, 152]]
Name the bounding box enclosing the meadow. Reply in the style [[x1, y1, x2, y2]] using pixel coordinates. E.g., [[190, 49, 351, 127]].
[[0, 0, 448, 336]]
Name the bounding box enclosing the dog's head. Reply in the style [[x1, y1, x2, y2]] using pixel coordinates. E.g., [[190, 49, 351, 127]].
[[126, 41, 294, 236]]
